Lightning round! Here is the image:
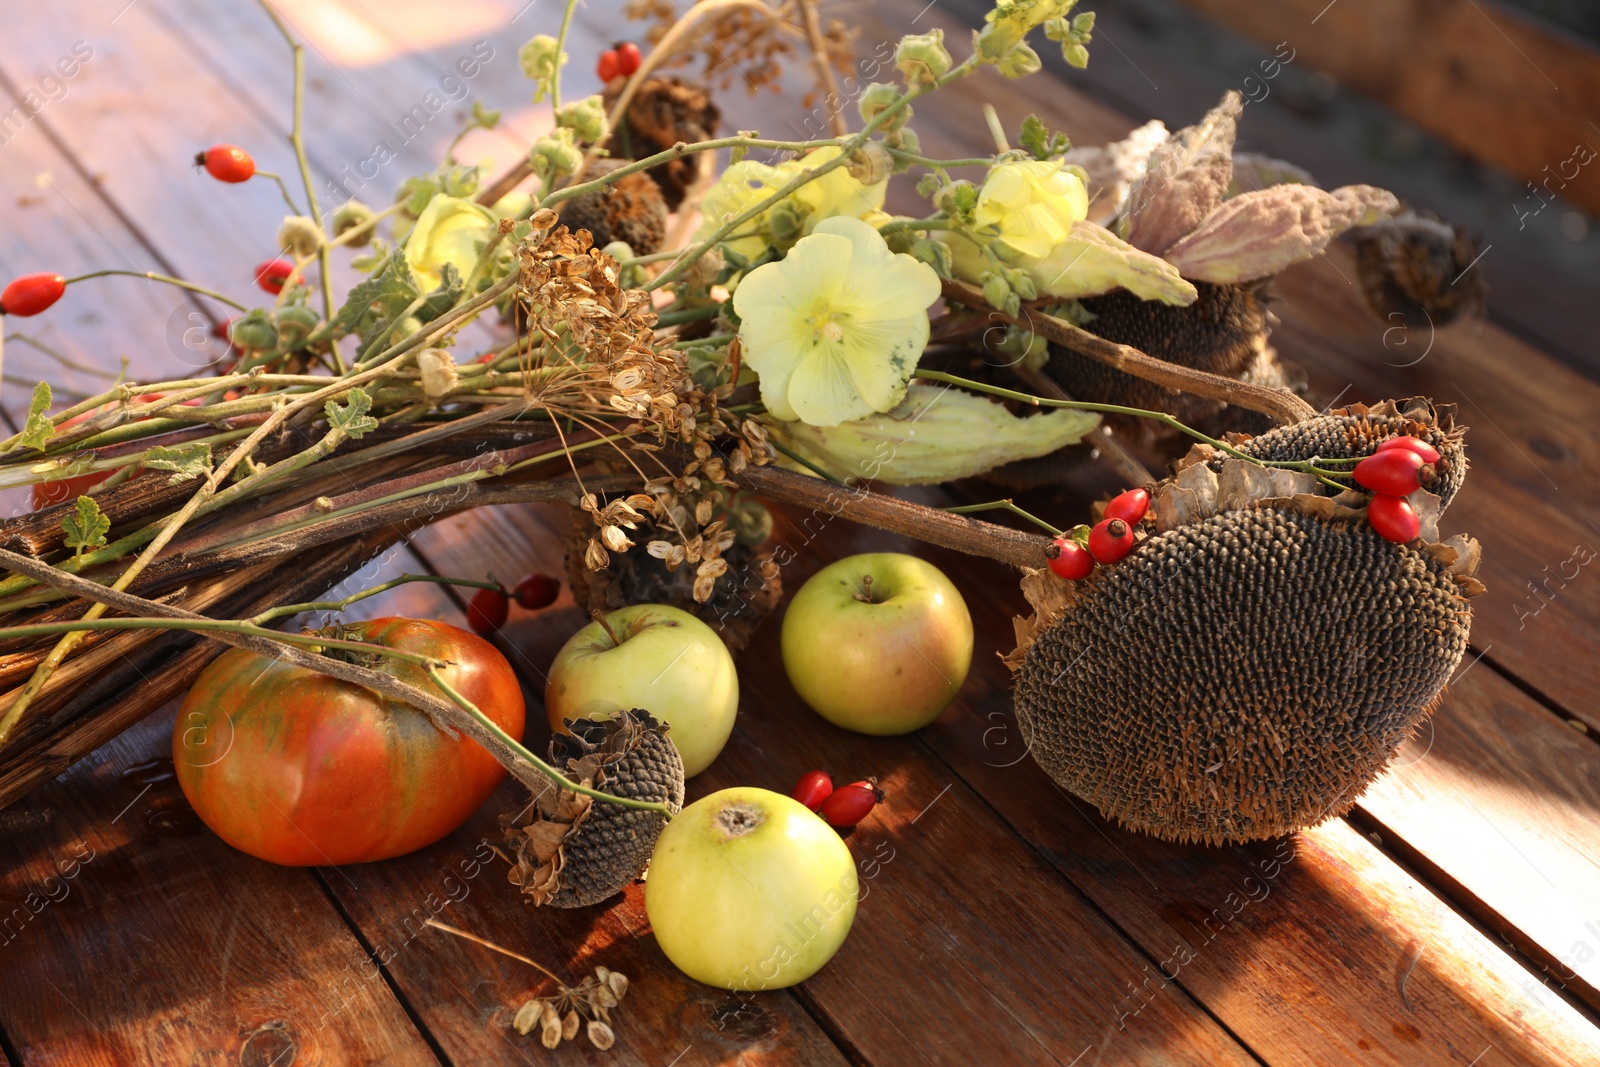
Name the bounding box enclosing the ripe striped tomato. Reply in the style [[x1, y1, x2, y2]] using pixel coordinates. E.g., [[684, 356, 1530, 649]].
[[174, 618, 525, 865]]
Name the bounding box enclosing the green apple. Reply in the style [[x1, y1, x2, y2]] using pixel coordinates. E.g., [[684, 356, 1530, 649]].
[[782, 552, 972, 735], [646, 787, 857, 990], [545, 604, 737, 777]]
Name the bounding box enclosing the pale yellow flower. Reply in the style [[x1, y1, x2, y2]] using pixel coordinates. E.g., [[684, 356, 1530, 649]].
[[695, 147, 888, 268], [405, 195, 495, 292], [972, 159, 1089, 262], [732, 216, 940, 427]]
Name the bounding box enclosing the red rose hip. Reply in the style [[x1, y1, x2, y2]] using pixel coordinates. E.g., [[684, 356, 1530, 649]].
[[615, 42, 642, 77], [1047, 537, 1095, 581], [1368, 494, 1420, 543], [1104, 487, 1150, 526], [1, 272, 67, 316], [597, 49, 620, 81], [817, 782, 880, 828], [1376, 435, 1441, 466], [197, 144, 256, 183], [1088, 517, 1135, 564], [513, 573, 561, 610], [254, 258, 296, 294], [791, 769, 834, 811], [466, 588, 510, 635], [1354, 449, 1424, 497]]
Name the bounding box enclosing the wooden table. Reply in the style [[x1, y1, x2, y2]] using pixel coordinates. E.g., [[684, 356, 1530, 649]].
[[3, 1, 1599, 1063]]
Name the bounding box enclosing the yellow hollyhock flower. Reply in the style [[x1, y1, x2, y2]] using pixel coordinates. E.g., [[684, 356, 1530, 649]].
[[696, 147, 888, 267], [732, 216, 940, 427], [405, 195, 495, 292], [972, 159, 1089, 262]]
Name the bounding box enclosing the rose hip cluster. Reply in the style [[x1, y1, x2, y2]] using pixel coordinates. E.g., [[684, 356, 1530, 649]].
[[466, 573, 563, 636], [1355, 436, 1439, 543], [791, 770, 883, 832], [596, 42, 641, 82], [1046, 487, 1149, 582]]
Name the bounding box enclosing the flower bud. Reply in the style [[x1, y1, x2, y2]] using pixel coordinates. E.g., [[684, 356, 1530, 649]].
[[332, 201, 376, 246], [932, 179, 977, 216], [519, 35, 565, 102], [895, 29, 952, 87], [275, 304, 321, 348], [981, 269, 1012, 312], [857, 83, 909, 131], [1004, 266, 1038, 300], [767, 199, 809, 248], [909, 236, 953, 278], [996, 42, 1043, 79], [845, 142, 893, 186], [555, 94, 609, 143], [229, 309, 278, 351], [276, 215, 322, 258]]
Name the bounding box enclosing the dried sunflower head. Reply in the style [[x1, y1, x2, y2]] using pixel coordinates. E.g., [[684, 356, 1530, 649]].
[[501, 709, 684, 907], [1008, 407, 1482, 845]]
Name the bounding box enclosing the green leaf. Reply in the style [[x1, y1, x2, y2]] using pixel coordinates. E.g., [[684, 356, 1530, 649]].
[[470, 99, 501, 130], [19, 382, 54, 452], [328, 249, 420, 341], [61, 495, 110, 556], [327, 388, 378, 440], [144, 443, 214, 484], [1019, 114, 1071, 160], [417, 262, 464, 322]]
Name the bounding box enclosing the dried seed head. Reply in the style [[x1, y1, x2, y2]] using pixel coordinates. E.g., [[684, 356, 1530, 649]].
[[587, 1020, 616, 1050]]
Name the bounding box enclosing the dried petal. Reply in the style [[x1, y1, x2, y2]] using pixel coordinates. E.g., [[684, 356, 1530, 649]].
[[1124, 92, 1242, 255], [587, 1020, 616, 1050], [1164, 184, 1400, 284]]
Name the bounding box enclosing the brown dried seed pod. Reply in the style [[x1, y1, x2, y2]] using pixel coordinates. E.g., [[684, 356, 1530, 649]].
[[1350, 209, 1487, 331], [501, 710, 684, 907], [557, 158, 669, 254], [1219, 398, 1467, 511], [588, 1019, 617, 1050], [540, 1003, 563, 1049], [562, 1009, 580, 1041]]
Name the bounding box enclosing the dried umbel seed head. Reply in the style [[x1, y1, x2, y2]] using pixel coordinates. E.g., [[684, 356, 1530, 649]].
[[501, 709, 684, 908], [1007, 427, 1481, 845]]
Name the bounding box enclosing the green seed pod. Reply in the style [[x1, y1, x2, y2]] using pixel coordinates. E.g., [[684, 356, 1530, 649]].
[[228, 309, 278, 351], [529, 130, 583, 186], [896, 29, 952, 87], [767, 199, 808, 249], [332, 200, 377, 247], [555, 95, 609, 144], [858, 83, 909, 132], [275, 304, 321, 348], [276, 215, 323, 258], [996, 42, 1042, 80]]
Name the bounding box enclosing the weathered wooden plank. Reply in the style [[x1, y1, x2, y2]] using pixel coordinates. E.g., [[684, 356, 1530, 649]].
[[0, 710, 441, 1066], [880, 526, 1600, 1064], [0, 67, 209, 417], [1356, 665, 1600, 1016], [406, 503, 1260, 1065], [1172, 0, 1600, 218]]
